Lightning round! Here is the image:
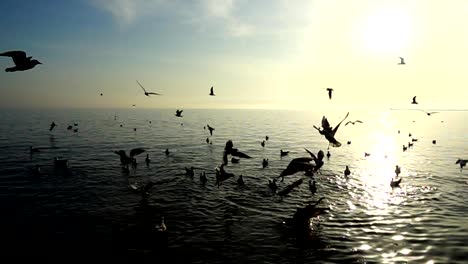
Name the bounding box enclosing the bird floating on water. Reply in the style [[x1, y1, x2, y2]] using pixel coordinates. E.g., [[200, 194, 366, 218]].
[[344, 166, 350, 177], [325, 88, 333, 100], [395, 165, 401, 176], [262, 158, 269, 169], [261, 140, 265, 147], [456, 159, 467, 171], [209, 86, 215, 96], [314, 112, 349, 148], [398, 57, 406, 65], [411, 96, 418, 104], [390, 177, 402, 188], [145, 154, 150, 164], [49, 122, 57, 131], [137, 80, 161, 96], [237, 175, 245, 186], [200, 172, 207, 185], [280, 149, 289, 157], [268, 179, 277, 192], [309, 180, 316, 194], [0, 50, 42, 72], [155, 216, 167, 232], [216, 164, 235, 187], [326, 151, 331, 159]]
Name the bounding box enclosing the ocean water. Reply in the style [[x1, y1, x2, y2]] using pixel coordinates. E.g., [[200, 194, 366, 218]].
[[0, 108, 466, 263]]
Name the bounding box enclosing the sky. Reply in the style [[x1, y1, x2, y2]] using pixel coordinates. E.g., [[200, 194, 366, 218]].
[[0, 0, 468, 110]]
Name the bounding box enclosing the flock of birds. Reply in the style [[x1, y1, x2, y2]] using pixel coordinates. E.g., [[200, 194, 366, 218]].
[[3, 50, 467, 245]]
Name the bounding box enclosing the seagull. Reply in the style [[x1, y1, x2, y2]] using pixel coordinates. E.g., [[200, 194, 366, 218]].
[[207, 124, 215, 136], [114, 148, 145, 167], [136, 80, 161, 96], [100, 93, 103, 96], [0, 50, 42, 72], [279, 157, 315, 181], [268, 179, 278, 192], [419, 110, 438, 116], [262, 158, 269, 169], [313, 112, 349, 148], [265, 136, 269, 141], [411, 96, 418, 104], [293, 197, 328, 229], [175, 109, 183, 117], [280, 149, 289, 157], [67, 125, 73, 130], [456, 159, 467, 171], [398, 57, 406, 65], [309, 180, 317, 194], [49, 122, 57, 131], [390, 177, 402, 188], [326, 151, 331, 159], [394, 165, 401, 176], [155, 216, 167, 232], [261, 141, 265, 147], [237, 175, 245, 186], [325, 88, 333, 100], [200, 172, 207, 185], [145, 154, 150, 164], [345, 120, 363, 126], [215, 164, 235, 187], [209, 86, 215, 96], [304, 148, 325, 172], [185, 167, 195, 178], [344, 166, 351, 177], [165, 148, 170, 156]]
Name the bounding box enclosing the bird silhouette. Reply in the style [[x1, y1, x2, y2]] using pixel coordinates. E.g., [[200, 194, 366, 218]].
[[207, 124, 215, 136], [175, 109, 183, 117], [279, 157, 315, 181], [398, 57, 406, 65], [309, 180, 317, 194], [456, 159, 467, 171], [326, 88, 333, 100], [114, 148, 145, 167], [390, 177, 402, 188], [280, 149, 289, 157], [411, 96, 418, 104], [419, 110, 438, 116], [0, 50, 42, 72], [313, 112, 349, 148], [49, 122, 57, 131], [344, 165, 351, 177], [137, 80, 161, 96], [345, 120, 363, 126], [209, 86, 215, 96]]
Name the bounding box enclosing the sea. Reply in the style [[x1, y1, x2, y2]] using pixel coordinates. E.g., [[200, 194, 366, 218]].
[[0, 108, 466, 263]]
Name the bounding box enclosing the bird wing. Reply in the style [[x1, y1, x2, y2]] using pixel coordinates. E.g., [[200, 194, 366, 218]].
[[304, 148, 317, 160], [321, 116, 332, 131], [331, 112, 349, 136], [210, 87, 214, 93], [136, 80, 147, 93], [114, 150, 126, 157], [413, 96, 417, 101], [355, 120, 363, 123], [0, 50, 27, 65], [147, 92, 161, 95], [129, 148, 145, 157], [345, 121, 351, 126]]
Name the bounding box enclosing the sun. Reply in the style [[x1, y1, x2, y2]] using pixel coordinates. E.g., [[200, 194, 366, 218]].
[[360, 8, 412, 55]]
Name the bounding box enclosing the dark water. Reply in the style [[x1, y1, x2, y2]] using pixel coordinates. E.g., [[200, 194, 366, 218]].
[[0, 108, 467, 263]]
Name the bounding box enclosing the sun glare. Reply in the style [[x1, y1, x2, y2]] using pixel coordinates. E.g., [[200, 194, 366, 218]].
[[360, 8, 412, 55]]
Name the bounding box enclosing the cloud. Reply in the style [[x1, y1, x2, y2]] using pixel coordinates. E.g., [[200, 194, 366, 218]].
[[90, 0, 254, 36]]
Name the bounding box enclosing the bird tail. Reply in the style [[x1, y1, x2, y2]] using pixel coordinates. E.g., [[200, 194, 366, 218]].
[[5, 67, 16, 72]]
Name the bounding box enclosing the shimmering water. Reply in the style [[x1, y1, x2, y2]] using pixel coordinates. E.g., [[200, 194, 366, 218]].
[[0, 108, 467, 263]]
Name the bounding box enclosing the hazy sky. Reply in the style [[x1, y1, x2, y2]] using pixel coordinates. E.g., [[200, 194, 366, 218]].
[[1, 0, 467, 109]]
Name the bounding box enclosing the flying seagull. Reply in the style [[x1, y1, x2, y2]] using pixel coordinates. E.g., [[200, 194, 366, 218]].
[[0, 50, 42, 72], [411, 96, 418, 104], [345, 120, 363, 126], [137, 80, 161, 96], [175, 109, 183, 117], [419, 110, 438, 116], [209, 86, 215, 96], [313, 112, 349, 148], [398, 57, 406, 65], [325, 88, 333, 100]]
